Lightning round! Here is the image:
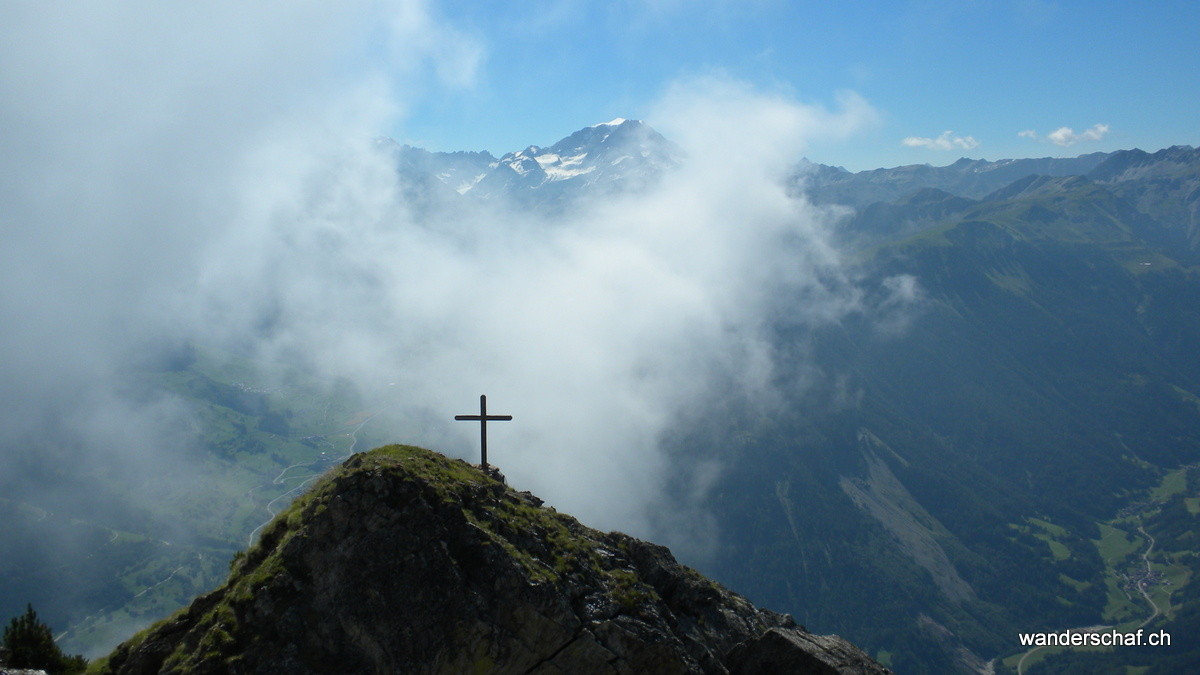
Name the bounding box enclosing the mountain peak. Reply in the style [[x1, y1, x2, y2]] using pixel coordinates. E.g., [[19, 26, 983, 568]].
[[96, 445, 887, 674], [394, 118, 680, 203]]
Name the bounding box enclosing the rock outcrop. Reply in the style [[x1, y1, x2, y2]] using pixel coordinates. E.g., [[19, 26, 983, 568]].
[[95, 445, 888, 674]]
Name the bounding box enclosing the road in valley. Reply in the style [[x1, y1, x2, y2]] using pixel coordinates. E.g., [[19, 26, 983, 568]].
[[1016, 521, 1163, 675], [1135, 525, 1161, 628], [245, 411, 380, 546]]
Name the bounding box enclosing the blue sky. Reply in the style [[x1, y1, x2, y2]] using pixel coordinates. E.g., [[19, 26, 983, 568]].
[[393, 0, 1199, 171]]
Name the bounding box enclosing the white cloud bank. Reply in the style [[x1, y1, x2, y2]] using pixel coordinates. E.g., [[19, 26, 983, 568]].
[[901, 130, 980, 151], [0, 1, 890, 562], [0, 0, 484, 539], [1019, 123, 1110, 146], [192, 76, 880, 545]]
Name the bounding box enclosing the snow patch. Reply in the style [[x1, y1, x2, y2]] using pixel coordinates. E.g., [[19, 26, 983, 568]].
[[544, 164, 596, 181], [534, 150, 594, 181], [456, 173, 487, 194], [504, 157, 540, 176]]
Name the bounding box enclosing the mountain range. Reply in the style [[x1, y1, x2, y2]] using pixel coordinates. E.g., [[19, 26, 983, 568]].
[[381, 130, 1200, 672], [744, 142, 1200, 673], [4, 120, 1200, 674]]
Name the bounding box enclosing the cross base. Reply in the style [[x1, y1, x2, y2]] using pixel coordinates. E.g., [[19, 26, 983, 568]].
[[480, 464, 507, 484]]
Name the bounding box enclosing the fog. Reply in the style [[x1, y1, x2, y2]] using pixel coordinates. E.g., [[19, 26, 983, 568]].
[[0, 2, 891, 561]]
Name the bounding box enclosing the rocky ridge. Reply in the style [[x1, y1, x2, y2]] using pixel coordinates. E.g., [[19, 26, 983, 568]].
[[93, 445, 887, 674]]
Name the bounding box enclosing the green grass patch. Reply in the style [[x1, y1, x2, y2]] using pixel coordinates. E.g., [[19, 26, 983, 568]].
[[1059, 574, 1090, 592], [1151, 468, 1188, 501], [1044, 538, 1071, 561], [1100, 576, 1142, 624], [608, 568, 653, 611], [1094, 523, 1142, 567], [1026, 517, 1072, 560], [1148, 562, 1190, 620], [1029, 517, 1068, 538]]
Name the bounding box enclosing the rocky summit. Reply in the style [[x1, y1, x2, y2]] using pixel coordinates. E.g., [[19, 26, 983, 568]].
[[93, 445, 887, 674]]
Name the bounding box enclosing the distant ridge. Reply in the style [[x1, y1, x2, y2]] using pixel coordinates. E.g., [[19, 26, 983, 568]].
[[798, 151, 1114, 207]]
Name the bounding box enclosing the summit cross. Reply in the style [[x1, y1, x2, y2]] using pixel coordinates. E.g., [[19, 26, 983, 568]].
[[454, 394, 512, 470]]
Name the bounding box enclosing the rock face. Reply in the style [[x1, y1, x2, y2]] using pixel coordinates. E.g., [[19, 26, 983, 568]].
[[96, 446, 888, 674]]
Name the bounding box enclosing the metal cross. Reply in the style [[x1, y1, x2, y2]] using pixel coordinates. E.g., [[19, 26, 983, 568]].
[[454, 394, 512, 470]]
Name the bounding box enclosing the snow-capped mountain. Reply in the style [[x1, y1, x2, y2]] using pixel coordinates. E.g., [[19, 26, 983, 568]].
[[381, 118, 681, 206]]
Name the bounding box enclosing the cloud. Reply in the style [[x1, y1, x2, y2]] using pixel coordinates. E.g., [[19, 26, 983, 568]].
[[0, 0, 482, 567], [901, 130, 980, 151], [1019, 123, 1110, 146], [0, 0, 885, 596], [384, 1, 485, 89], [872, 274, 927, 336], [1047, 123, 1110, 146], [192, 74, 878, 548]]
